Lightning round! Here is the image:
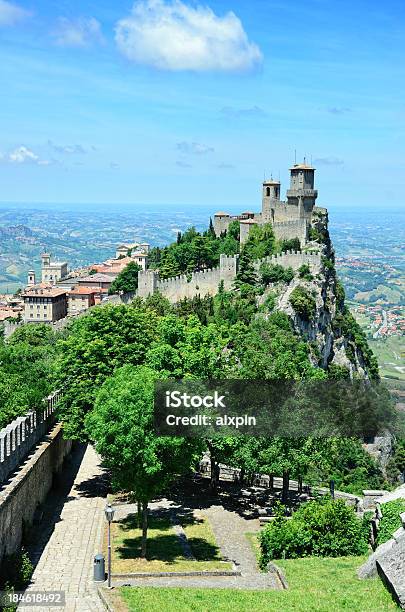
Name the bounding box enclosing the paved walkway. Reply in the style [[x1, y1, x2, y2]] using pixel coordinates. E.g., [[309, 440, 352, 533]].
[[20, 444, 107, 612]]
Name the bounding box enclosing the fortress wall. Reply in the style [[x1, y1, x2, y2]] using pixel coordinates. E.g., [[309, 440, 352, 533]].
[[137, 255, 238, 303], [137, 251, 322, 304], [273, 202, 296, 222], [3, 320, 23, 340], [0, 423, 72, 566], [254, 250, 321, 272], [157, 268, 222, 302], [272, 219, 308, 244]]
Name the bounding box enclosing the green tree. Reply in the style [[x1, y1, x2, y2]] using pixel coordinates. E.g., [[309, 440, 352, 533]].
[[0, 331, 57, 427], [289, 286, 317, 320], [244, 223, 276, 259], [260, 263, 294, 285], [55, 304, 158, 439], [234, 249, 257, 288], [87, 365, 201, 556], [108, 261, 141, 295]]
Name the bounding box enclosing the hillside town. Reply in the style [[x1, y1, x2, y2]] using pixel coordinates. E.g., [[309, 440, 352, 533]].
[[0, 241, 150, 325]]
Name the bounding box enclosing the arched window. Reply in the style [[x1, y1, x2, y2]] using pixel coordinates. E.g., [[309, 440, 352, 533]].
[[266, 187, 270, 197]]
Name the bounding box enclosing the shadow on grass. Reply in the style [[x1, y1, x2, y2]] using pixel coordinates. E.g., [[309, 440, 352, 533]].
[[117, 534, 220, 562], [116, 513, 221, 563]]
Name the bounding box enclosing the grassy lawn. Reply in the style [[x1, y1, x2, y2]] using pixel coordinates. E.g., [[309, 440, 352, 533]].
[[120, 555, 397, 611], [107, 511, 232, 573]]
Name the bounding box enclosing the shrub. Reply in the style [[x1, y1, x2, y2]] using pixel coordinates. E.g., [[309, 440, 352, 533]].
[[260, 263, 294, 286], [289, 286, 316, 320], [280, 238, 301, 253], [376, 499, 405, 546], [321, 256, 335, 272], [259, 499, 368, 566], [309, 227, 323, 242], [0, 548, 34, 591], [261, 292, 276, 312], [298, 264, 313, 281]]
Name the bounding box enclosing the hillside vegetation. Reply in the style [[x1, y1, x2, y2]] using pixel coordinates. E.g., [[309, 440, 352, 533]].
[[1, 219, 389, 501]]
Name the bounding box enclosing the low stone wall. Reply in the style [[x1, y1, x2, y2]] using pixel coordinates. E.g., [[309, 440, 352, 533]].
[[0, 422, 72, 566]]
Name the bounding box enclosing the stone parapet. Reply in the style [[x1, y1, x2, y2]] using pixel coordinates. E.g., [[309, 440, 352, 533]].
[[0, 421, 72, 566], [0, 390, 62, 485]]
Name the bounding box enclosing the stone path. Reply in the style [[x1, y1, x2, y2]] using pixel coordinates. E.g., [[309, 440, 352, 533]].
[[20, 444, 107, 612]]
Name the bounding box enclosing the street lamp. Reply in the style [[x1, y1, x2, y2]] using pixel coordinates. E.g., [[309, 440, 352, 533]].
[[104, 503, 115, 588]]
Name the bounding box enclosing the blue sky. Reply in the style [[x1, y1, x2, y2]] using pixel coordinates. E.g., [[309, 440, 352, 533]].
[[0, 0, 404, 209]]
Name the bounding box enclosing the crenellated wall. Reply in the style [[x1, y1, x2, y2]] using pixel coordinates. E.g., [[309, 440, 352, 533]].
[[0, 423, 72, 566], [0, 392, 72, 567], [0, 391, 62, 485], [138, 254, 238, 302], [254, 250, 321, 272], [137, 251, 321, 303]]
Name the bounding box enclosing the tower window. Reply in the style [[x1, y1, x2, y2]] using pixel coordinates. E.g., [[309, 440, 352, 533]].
[[266, 187, 270, 197]]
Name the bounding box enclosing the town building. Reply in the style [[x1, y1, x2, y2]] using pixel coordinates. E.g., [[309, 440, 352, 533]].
[[21, 286, 68, 323], [75, 273, 114, 292], [40, 253, 68, 285], [68, 286, 98, 316], [115, 242, 150, 259]]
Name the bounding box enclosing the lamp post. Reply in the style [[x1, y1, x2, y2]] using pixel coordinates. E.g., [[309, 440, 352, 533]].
[[104, 503, 115, 588]]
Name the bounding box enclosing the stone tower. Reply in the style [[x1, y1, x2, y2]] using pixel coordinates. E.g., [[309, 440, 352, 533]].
[[137, 269, 159, 298], [286, 162, 317, 219], [41, 253, 51, 267], [27, 270, 36, 286], [262, 178, 281, 223]]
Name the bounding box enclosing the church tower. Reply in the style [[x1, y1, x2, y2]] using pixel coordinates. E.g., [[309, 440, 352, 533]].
[[262, 178, 281, 222], [286, 162, 317, 219]]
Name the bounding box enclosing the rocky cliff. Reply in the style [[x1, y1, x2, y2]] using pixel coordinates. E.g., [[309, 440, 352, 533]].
[[263, 208, 379, 379]]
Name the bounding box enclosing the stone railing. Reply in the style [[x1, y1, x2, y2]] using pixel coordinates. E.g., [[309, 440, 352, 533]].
[[0, 390, 62, 485]]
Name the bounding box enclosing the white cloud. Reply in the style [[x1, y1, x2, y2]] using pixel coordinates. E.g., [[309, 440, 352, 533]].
[[53, 17, 103, 48], [9, 146, 39, 163], [177, 141, 214, 155], [0, 0, 30, 26], [2, 146, 51, 166], [115, 0, 262, 72]]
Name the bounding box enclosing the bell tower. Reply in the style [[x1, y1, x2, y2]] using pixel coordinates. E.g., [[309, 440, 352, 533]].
[[27, 270, 36, 286], [262, 178, 281, 222], [41, 252, 51, 267]]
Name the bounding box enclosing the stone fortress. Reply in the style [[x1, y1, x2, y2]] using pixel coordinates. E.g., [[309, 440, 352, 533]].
[[137, 162, 323, 302], [213, 160, 320, 245], [14, 162, 324, 323]]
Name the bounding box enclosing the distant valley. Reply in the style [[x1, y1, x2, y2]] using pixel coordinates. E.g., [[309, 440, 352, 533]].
[[0, 203, 403, 380]]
